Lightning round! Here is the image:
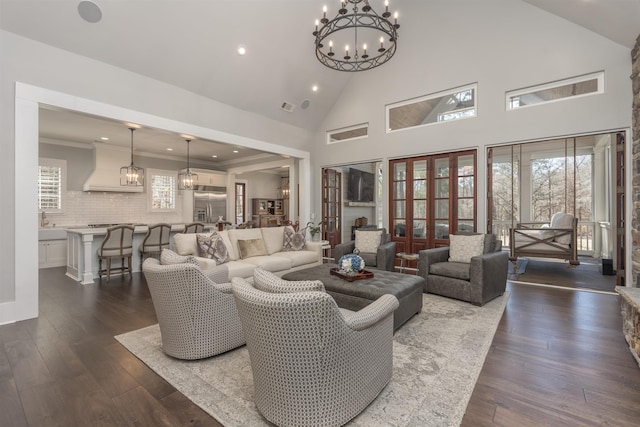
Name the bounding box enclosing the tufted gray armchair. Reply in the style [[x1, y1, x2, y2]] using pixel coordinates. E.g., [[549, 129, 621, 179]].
[[231, 276, 399, 427], [334, 228, 397, 271], [418, 233, 508, 306], [142, 258, 245, 360]]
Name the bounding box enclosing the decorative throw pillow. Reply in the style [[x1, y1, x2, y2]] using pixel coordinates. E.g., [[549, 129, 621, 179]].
[[253, 268, 324, 293], [448, 234, 485, 263], [282, 226, 306, 251], [550, 212, 574, 245], [237, 238, 268, 259], [539, 224, 555, 240], [197, 233, 229, 265], [355, 229, 382, 253]]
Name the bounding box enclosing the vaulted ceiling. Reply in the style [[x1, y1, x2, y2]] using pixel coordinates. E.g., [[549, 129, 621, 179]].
[[1, 0, 638, 159]]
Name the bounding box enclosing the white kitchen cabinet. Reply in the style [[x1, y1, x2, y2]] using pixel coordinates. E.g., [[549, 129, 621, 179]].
[[38, 239, 67, 268], [189, 168, 227, 186]]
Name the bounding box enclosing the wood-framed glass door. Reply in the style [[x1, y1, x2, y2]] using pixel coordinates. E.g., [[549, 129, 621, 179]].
[[390, 150, 477, 254], [322, 168, 341, 252]]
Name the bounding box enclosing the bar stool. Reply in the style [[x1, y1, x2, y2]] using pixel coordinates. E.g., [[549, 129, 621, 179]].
[[98, 225, 135, 282], [184, 222, 205, 233], [139, 223, 171, 268]]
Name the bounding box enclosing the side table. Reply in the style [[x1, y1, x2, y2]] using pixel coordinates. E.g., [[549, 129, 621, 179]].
[[320, 240, 332, 262]]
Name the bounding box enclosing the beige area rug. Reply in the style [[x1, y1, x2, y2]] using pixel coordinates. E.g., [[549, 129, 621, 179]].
[[115, 292, 509, 427]]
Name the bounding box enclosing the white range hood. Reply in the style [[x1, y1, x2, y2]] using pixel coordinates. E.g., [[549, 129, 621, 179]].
[[83, 142, 144, 192]]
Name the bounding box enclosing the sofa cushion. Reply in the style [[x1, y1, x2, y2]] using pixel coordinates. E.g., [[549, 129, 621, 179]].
[[253, 267, 324, 293], [272, 250, 320, 267], [430, 261, 471, 281], [173, 232, 200, 256], [355, 229, 382, 253], [283, 226, 306, 251], [240, 255, 292, 272], [224, 260, 259, 279], [260, 226, 285, 254], [448, 234, 484, 263], [238, 238, 268, 259]]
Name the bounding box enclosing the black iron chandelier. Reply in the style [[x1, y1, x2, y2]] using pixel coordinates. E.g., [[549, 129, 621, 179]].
[[313, 0, 399, 72]]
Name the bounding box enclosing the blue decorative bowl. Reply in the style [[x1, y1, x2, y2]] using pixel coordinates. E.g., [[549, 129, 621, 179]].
[[338, 254, 366, 274]]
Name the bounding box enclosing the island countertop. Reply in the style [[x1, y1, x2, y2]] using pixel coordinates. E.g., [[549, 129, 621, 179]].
[[65, 223, 213, 284]]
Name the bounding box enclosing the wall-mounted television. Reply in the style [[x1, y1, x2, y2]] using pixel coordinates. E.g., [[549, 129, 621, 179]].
[[347, 168, 375, 202]]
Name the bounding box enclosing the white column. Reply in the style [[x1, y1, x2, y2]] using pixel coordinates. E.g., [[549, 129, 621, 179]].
[[81, 234, 95, 284]]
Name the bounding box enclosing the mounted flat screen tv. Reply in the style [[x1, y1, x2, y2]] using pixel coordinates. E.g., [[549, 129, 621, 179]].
[[347, 168, 375, 202]]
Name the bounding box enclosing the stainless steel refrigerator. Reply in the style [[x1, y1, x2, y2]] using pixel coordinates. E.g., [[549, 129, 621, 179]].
[[193, 187, 227, 223]]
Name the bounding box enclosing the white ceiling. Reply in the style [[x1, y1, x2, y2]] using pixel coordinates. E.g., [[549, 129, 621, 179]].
[[2, 0, 639, 162]]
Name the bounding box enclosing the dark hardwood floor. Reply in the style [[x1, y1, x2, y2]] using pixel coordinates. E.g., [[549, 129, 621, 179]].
[[1, 267, 639, 426]]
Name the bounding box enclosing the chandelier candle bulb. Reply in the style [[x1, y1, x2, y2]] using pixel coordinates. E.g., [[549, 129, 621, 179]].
[[322, 5, 328, 23], [383, 0, 390, 17]]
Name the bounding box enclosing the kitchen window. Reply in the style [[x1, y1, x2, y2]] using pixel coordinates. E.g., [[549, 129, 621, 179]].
[[38, 157, 66, 213], [147, 168, 177, 211]]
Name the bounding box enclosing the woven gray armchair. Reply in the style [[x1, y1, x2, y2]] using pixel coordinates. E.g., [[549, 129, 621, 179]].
[[418, 233, 508, 306], [231, 276, 399, 427], [142, 258, 245, 360]]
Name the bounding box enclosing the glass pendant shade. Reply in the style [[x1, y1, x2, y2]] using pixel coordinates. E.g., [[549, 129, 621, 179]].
[[178, 139, 198, 190], [120, 127, 144, 186]]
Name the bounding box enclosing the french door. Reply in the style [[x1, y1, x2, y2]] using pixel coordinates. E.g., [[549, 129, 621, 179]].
[[389, 150, 477, 255], [321, 168, 341, 250]]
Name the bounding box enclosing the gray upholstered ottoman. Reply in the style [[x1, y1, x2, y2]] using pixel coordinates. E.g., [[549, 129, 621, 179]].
[[282, 263, 423, 331]]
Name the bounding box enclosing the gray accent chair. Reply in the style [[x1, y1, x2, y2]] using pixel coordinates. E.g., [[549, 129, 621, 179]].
[[418, 233, 508, 306], [142, 258, 245, 360], [231, 276, 399, 427], [334, 228, 397, 271]]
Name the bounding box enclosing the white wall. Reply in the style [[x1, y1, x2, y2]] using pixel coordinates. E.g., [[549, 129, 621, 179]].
[[311, 0, 632, 235], [0, 30, 313, 322]]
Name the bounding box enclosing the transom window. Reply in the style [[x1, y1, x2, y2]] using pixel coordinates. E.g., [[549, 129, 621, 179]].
[[386, 83, 477, 132], [506, 72, 604, 110], [38, 158, 66, 212], [327, 123, 369, 144]]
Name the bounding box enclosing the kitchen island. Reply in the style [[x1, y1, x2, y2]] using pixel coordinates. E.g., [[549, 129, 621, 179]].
[[65, 224, 209, 284]]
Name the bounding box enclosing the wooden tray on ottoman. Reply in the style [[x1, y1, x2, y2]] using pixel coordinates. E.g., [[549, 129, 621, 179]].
[[329, 268, 374, 282]]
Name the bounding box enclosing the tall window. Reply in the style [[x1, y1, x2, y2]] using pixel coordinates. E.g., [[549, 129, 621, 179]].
[[38, 158, 66, 212], [147, 169, 176, 211]]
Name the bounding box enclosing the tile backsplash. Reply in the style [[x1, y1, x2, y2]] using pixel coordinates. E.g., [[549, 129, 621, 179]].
[[43, 191, 184, 227]]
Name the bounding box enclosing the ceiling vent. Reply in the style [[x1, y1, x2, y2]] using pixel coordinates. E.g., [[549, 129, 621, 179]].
[[281, 101, 296, 113]]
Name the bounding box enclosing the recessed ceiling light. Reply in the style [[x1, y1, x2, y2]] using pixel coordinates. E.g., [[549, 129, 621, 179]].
[[78, 1, 102, 23], [166, 148, 173, 151], [100, 136, 109, 141], [237, 45, 247, 56], [312, 85, 319, 92], [211, 155, 218, 158], [233, 150, 239, 153]]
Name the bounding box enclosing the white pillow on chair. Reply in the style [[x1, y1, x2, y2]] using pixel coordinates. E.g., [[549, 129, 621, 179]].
[[355, 229, 383, 253], [448, 234, 485, 263]]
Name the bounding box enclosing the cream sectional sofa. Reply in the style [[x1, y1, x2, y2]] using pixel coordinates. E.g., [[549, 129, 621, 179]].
[[172, 226, 323, 281]]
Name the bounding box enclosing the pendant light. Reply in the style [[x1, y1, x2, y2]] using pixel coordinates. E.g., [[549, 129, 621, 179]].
[[120, 127, 144, 186], [178, 139, 198, 190]]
